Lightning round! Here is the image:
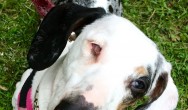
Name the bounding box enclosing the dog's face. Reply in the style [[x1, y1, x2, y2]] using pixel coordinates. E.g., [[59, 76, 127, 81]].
[[54, 15, 175, 110], [27, 3, 178, 110]]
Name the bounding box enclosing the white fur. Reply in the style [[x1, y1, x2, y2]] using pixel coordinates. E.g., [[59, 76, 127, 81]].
[[93, 0, 108, 11], [13, 15, 178, 110]]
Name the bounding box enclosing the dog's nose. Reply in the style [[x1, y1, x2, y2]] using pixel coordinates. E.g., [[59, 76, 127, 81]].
[[54, 95, 98, 110]]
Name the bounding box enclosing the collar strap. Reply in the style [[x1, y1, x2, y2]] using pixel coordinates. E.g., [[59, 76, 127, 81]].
[[19, 70, 36, 108]]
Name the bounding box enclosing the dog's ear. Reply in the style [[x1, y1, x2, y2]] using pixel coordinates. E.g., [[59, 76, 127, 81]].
[[136, 61, 178, 110], [27, 3, 106, 70]]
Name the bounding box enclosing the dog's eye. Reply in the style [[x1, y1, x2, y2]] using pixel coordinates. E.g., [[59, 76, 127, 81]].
[[131, 80, 145, 90], [130, 77, 150, 98], [91, 43, 101, 57]]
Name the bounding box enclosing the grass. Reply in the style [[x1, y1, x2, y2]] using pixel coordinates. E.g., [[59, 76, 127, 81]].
[[0, 0, 187, 109], [0, 0, 39, 109], [122, 1, 188, 109]]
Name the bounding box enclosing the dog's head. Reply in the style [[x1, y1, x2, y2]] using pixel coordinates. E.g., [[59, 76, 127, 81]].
[[27, 3, 178, 110]]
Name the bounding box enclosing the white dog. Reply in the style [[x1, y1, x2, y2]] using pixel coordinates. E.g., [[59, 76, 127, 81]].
[[12, 3, 178, 110]]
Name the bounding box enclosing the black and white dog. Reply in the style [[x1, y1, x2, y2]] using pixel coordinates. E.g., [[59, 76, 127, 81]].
[[12, 1, 178, 110]]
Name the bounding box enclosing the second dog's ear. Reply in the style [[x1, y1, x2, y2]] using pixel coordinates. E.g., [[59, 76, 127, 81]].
[[27, 3, 106, 70]]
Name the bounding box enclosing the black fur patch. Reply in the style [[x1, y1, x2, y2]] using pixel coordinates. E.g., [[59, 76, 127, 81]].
[[55, 95, 98, 110]]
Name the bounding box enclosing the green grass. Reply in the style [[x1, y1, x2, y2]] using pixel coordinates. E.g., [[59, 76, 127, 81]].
[[0, 0, 187, 109], [122, 1, 188, 109], [0, 0, 39, 109]]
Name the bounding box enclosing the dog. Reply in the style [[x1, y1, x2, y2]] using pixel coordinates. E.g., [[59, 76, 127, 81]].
[[12, 2, 178, 110], [31, 0, 122, 17]]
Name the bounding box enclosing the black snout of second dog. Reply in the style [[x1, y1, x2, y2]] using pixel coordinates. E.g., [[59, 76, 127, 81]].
[[54, 95, 98, 110]]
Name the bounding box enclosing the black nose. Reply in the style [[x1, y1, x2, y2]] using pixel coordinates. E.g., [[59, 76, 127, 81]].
[[54, 95, 98, 110]]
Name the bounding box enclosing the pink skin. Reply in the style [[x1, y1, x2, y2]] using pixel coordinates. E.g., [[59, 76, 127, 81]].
[[82, 80, 108, 107], [31, 0, 55, 17], [91, 43, 102, 57]]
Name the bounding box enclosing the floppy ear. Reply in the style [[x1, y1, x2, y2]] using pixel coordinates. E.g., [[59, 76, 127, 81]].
[[136, 62, 178, 110], [27, 3, 106, 70], [146, 75, 178, 110]]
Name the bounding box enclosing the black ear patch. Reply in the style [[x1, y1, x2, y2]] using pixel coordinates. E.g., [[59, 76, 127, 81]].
[[27, 3, 106, 70]]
